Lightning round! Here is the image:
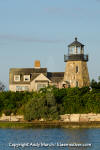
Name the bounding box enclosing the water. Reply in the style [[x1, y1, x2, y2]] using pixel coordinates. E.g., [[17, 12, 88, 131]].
[[0, 128, 100, 150]]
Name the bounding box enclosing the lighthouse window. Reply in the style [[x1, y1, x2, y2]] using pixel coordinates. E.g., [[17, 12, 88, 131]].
[[76, 81, 78, 87], [76, 66, 78, 73]]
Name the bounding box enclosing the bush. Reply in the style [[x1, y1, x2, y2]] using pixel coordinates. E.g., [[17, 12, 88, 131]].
[[0, 82, 100, 120]]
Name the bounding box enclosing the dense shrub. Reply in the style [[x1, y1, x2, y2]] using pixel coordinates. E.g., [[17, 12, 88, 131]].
[[24, 88, 59, 121], [0, 80, 100, 121]]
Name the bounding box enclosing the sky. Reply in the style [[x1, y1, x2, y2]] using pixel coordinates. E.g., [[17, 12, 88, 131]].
[[0, 0, 100, 89]]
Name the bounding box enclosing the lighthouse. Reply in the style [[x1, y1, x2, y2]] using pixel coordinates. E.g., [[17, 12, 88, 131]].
[[64, 37, 90, 88]]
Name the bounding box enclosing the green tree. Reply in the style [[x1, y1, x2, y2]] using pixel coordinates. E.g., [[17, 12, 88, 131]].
[[0, 81, 5, 91], [90, 79, 100, 89]]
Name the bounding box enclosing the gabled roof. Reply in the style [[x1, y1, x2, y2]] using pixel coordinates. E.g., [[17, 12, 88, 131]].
[[68, 37, 84, 47], [47, 72, 64, 82], [34, 73, 51, 82], [9, 68, 47, 84], [10, 68, 47, 74], [9, 68, 64, 84]]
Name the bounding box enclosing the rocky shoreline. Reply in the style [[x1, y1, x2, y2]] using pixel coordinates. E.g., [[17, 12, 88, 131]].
[[1, 113, 100, 122], [1, 113, 100, 128]]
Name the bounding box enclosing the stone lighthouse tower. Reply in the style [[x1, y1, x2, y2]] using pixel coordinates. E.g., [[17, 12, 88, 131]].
[[64, 37, 90, 88]]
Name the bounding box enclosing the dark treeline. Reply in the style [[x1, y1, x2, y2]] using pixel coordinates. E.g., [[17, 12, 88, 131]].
[[0, 79, 100, 121]]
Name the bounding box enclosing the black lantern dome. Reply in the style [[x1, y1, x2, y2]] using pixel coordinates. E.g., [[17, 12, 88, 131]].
[[64, 37, 88, 62], [68, 37, 84, 47]]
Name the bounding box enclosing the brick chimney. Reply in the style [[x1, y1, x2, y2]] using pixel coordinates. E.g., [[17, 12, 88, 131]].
[[34, 60, 41, 68]]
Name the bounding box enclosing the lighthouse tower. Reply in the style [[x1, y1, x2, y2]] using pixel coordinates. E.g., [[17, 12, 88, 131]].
[[64, 37, 90, 88]]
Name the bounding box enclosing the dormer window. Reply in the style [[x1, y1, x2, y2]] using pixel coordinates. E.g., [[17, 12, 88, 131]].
[[24, 75, 30, 82], [14, 75, 20, 82]]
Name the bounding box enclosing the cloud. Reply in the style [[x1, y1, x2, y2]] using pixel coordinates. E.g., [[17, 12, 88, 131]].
[[0, 34, 64, 44], [45, 7, 65, 14], [44, 7, 89, 18]]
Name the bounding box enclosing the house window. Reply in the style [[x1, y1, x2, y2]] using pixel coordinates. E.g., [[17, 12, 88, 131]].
[[14, 75, 20, 82], [24, 75, 30, 81], [76, 81, 78, 87], [37, 84, 46, 91], [76, 66, 78, 73], [16, 86, 29, 91]]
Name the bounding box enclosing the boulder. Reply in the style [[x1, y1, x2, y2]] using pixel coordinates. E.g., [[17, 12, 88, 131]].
[[70, 114, 80, 122]]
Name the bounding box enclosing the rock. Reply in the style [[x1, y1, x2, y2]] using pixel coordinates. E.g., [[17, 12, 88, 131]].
[[70, 114, 80, 122], [0, 114, 24, 122], [94, 118, 100, 121], [60, 114, 70, 122], [80, 117, 89, 122]]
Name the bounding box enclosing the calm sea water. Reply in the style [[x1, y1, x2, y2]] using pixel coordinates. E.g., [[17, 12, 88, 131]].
[[0, 128, 100, 150]]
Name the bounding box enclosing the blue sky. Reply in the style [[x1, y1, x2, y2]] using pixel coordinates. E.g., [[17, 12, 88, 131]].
[[0, 0, 100, 89]]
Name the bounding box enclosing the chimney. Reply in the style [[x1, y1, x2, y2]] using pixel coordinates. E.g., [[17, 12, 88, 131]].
[[34, 60, 41, 68]]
